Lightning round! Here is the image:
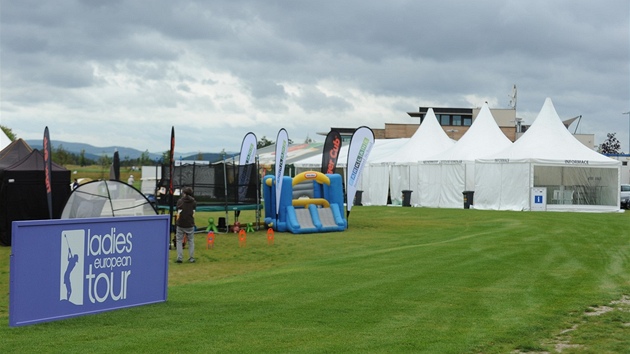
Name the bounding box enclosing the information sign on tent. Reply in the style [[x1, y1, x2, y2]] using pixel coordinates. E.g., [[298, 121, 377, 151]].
[[530, 187, 547, 211]]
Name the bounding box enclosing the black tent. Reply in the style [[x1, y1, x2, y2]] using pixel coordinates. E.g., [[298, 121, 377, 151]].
[[0, 146, 71, 246], [0, 138, 32, 168]]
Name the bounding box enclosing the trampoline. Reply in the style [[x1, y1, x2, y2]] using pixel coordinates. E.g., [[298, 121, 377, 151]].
[[157, 204, 262, 233], [158, 204, 263, 214], [154, 161, 262, 233], [157, 203, 261, 213]]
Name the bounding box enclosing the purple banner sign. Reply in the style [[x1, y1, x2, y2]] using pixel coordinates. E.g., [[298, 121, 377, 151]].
[[10, 215, 170, 327]]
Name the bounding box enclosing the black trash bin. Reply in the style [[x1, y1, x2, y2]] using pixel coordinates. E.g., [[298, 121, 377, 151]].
[[402, 190, 413, 207], [354, 190, 364, 206], [463, 191, 474, 209], [217, 217, 228, 232]]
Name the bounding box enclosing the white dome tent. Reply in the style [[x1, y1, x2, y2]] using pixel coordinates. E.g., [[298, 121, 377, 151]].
[[62, 180, 158, 218], [474, 98, 621, 212]]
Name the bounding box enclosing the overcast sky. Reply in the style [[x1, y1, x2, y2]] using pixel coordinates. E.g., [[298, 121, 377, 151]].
[[2, 0, 629, 155]]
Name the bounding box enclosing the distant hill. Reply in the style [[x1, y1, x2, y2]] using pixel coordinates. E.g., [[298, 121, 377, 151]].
[[180, 152, 227, 163], [26, 140, 228, 163]]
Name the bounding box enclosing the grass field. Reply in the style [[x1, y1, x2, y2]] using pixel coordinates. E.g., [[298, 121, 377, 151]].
[[67, 164, 143, 190], [1, 207, 630, 353]]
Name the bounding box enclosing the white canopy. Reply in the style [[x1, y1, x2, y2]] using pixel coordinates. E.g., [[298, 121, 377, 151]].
[[429, 103, 513, 162], [293, 138, 409, 206], [255, 142, 324, 170], [474, 98, 620, 211], [373, 108, 454, 164], [480, 98, 617, 164], [417, 103, 513, 208], [293, 138, 408, 170], [371, 108, 455, 205]]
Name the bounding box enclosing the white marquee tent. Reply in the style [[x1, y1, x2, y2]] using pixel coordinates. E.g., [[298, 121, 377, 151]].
[[417, 103, 513, 208], [474, 98, 621, 212], [370, 108, 454, 206]]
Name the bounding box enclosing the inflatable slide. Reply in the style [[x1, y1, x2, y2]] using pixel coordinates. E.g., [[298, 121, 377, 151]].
[[263, 171, 347, 234]]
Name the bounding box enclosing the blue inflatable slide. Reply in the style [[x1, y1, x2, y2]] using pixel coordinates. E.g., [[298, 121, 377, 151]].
[[263, 171, 347, 234]]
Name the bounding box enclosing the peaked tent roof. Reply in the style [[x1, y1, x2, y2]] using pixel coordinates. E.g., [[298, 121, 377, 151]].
[[480, 98, 619, 165], [373, 108, 454, 164], [0, 139, 34, 169], [4, 148, 68, 172], [427, 103, 513, 161]]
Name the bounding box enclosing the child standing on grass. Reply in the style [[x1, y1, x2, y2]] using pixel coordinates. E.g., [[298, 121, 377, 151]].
[[175, 187, 197, 263]]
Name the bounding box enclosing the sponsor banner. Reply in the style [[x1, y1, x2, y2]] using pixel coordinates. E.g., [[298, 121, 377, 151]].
[[169, 127, 175, 195], [109, 150, 120, 181], [238, 132, 257, 202], [274, 129, 289, 217], [169, 127, 175, 229], [321, 130, 342, 174], [239, 132, 258, 166], [346, 126, 374, 215], [43, 126, 53, 219], [9, 215, 170, 327]]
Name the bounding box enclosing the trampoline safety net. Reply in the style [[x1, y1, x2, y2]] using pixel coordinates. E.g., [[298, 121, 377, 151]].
[[155, 162, 259, 206]]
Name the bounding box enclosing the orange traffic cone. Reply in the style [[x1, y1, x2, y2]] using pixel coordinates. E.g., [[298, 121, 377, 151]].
[[238, 229, 246, 248], [207, 231, 215, 249], [267, 228, 274, 245]]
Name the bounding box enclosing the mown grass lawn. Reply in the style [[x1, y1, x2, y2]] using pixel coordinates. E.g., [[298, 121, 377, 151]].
[[1, 207, 629, 353]]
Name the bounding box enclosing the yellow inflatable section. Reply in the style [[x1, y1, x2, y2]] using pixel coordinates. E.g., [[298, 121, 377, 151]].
[[292, 198, 330, 208], [292, 171, 330, 186]]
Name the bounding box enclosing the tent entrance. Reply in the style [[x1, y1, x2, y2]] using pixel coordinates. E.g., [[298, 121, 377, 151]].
[[533, 165, 618, 206]]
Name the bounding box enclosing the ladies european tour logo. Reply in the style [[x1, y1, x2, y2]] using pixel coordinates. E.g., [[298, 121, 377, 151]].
[[60, 230, 85, 305]]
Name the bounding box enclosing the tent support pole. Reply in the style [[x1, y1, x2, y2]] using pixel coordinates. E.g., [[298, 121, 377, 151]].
[[256, 156, 261, 230], [222, 158, 229, 233]]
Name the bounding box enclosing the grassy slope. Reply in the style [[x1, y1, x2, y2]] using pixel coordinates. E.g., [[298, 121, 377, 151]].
[[1, 207, 629, 353]]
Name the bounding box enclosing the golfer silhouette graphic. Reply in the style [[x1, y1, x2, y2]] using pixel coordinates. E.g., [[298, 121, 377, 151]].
[[64, 236, 79, 300]]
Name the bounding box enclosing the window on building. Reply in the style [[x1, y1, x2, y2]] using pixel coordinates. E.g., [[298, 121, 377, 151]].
[[420, 111, 473, 127]]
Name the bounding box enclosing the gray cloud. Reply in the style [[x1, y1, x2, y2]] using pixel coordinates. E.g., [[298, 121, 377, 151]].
[[296, 86, 353, 114], [248, 80, 287, 100], [1, 0, 628, 153]]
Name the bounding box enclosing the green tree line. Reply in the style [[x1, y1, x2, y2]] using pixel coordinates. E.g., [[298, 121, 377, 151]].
[[2, 124, 158, 167], [52, 145, 157, 167]]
